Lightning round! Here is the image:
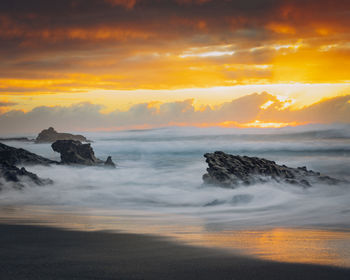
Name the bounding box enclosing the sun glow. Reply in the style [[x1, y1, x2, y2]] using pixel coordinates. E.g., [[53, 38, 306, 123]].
[[180, 50, 235, 58], [260, 100, 275, 109], [2, 0, 350, 130], [273, 43, 303, 51], [242, 120, 303, 128]]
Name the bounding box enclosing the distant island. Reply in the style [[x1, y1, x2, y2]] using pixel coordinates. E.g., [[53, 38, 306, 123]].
[[35, 127, 90, 143], [0, 127, 91, 143]]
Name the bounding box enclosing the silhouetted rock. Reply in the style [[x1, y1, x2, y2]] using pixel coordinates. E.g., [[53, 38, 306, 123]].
[[0, 162, 53, 189], [104, 156, 116, 168], [52, 140, 116, 167], [0, 142, 57, 166], [35, 127, 89, 143], [0, 142, 54, 190], [52, 140, 103, 165], [203, 151, 341, 188]]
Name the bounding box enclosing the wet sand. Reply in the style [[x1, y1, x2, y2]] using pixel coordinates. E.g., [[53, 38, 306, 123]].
[[0, 224, 349, 280]]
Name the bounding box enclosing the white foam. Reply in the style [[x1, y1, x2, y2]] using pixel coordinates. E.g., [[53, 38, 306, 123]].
[[1, 125, 350, 228]]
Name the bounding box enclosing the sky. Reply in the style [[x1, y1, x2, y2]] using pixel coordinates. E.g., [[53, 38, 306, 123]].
[[1, 0, 350, 133]]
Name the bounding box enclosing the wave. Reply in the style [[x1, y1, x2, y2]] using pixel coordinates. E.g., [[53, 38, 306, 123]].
[[1, 125, 350, 229]]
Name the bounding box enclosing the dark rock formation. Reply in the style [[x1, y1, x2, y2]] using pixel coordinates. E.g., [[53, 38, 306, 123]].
[[203, 151, 341, 188], [0, 142, 55, 190], [52, 140, 116, 167], [104, 156, 116, 168], [35, 127, 89, 143], [0, 163, 53, 189], [0, 142, 57, 166], [52, 140, 101, 165]]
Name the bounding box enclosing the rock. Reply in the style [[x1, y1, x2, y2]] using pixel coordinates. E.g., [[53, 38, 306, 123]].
[[52, 140, 103, 165], [51, 140, 115, 167], [0, 143, 54, 190], [203, 151, 341, 188], [0, 162, 53, 189], [104, 156, 116, 168], [35, 127, 89, 143], [0, 142, 57, 166]]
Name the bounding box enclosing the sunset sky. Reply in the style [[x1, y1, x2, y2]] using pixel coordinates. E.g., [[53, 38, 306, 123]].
[[1, 0, 350, 133]]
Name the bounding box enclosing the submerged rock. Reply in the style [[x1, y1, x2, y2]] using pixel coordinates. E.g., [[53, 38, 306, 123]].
[[35, 127, 89, 143], [52, 140, 115, 167], [0, 142, 57, 166], [104, 156, 116, 168], [0, 162, 53, 189], [203, 151, 341, 188]]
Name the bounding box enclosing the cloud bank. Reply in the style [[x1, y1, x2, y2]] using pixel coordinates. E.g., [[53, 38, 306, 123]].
[[1, 92, 349, 134]]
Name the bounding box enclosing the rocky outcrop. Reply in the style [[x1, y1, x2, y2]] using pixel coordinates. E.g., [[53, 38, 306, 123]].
[[35, 127, 89, 143], [203, 151, 341, 188], [52, 140, 100, 165], [0, 163, 53, 189], [52, 140, 115, 167], [0, 142, 55, 190], [104, 156, 116, 168], [0, 142, 57, 166]]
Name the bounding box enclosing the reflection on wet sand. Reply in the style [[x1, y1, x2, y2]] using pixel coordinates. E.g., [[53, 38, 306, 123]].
[[1, 206, 349, 267], [173, 228, 350, 267]]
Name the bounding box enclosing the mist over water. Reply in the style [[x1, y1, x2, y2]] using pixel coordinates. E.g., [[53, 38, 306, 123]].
[[1, 125, 350, 229]]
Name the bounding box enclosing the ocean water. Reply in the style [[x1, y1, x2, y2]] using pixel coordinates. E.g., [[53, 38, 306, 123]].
[[1, 125, 350, 266]]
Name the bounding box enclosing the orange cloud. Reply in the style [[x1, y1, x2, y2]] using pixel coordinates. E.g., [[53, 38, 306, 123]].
[[266, 23, 296, 34], [1, 0, 350, 97], [0, 25, 153, 42], [0, 100, 18, 114]]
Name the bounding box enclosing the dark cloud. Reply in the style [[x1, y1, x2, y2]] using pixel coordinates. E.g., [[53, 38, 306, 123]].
[[1, 0, 349, 55], [1, 0, 350, 91]]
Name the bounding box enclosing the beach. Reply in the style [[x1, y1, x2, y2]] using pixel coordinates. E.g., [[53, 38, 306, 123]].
[[1, 223, 350, 280], [2, 0, 350, 278], [1, 126, 350, 279]]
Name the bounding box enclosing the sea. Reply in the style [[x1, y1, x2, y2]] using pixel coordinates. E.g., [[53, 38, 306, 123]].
[[1, 125, 350, 267]]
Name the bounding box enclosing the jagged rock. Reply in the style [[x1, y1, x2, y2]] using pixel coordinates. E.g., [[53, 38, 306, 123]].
[[0, 142, 54, 190], [35, 127, 89, 143], [0, 162, 53, 189], [104, 156, 116, 168], [203, 151, 341, 188], [52, 140, 103, 165], [0, 142, 57, 166], [51, 140, 116, 167]]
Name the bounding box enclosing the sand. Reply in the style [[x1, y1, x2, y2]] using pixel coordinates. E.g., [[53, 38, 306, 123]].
[[0, 224, 349, 279]]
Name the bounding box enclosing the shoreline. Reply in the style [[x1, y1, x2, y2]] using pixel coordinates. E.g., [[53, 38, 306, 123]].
[[0, 223, 349, 280], [1, 205, 350, 269]]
